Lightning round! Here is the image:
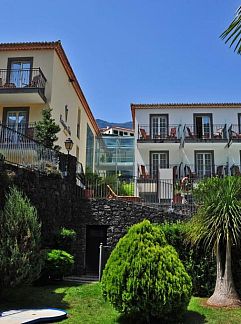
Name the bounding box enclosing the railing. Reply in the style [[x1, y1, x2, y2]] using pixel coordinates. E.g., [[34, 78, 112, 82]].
[[184, 124, 227, 140], [183, 164, 231, 178], [0, 122, 59, 172], [81, 174, 196, 215], [0, 122, 37, 141], [228, 124, 241, 140], [137, 163, 234, 180], [137, 163, 180, 179], [0, 68, 47, 95], [138, 124, 181, 141]]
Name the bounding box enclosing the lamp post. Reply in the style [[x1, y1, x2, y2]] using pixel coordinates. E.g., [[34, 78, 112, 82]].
[[64, 137, 73, 176]]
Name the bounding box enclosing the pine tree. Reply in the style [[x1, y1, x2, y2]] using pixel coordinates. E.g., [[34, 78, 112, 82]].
[[0, 187, 42, 289], [35, 107, 61, 150]]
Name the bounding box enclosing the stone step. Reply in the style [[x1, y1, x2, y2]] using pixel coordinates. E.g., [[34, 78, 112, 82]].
[[64, 275, 99, 283]]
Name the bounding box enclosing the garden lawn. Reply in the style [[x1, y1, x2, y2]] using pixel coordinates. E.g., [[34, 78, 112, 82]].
[[1, 282, 241, 323]]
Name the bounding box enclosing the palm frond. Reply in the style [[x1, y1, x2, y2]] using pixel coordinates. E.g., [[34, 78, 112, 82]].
[[187, 176, 241, 252], [220, 6, 241, 54]]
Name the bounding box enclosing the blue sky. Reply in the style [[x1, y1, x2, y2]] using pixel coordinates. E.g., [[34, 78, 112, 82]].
[[1, 0, 240, 122]]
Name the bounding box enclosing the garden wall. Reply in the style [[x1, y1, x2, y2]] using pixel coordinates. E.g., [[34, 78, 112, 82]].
[[0, 158, 188, 274]]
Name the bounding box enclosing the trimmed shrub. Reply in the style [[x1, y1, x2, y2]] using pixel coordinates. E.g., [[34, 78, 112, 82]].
[[161, 222, 216, 297], [101, 220, 192, 322], [0, 187, 42, 290], [42, 249, 74, 281], [55, 227, 76, 253]]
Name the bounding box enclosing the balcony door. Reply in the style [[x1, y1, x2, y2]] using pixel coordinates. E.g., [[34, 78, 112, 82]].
[[194, 114, 212, 139], [195, 151, 214, 178], [2, 107, 29, 143], [7, 57, 33, 88], [150, 151, 169, 178], [150, 114, 168, 139]]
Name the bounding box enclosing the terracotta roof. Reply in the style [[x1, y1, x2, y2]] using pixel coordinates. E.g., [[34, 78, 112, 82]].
[[131, 102, 241, 126], [0, 41, 100, 135]]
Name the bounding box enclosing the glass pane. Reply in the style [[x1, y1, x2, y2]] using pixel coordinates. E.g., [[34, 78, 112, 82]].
[[159, 116, 167, 138], [202, 116, 211, 138], [151, 117, 158, 139], [10, 61, 31, 87], [204, 153, 212, 176]]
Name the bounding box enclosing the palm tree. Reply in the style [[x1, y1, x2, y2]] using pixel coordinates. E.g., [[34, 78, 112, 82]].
[[221, 6, 241, 54], [189, 176, 241, 306]]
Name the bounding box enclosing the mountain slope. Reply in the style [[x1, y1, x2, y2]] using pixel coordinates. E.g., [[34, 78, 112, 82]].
[[96, 119, 133, 129]]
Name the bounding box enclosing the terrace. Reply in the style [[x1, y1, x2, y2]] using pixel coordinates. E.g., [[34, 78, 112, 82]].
[[137, 124, 181, 142], [0, 68, 47, 103]]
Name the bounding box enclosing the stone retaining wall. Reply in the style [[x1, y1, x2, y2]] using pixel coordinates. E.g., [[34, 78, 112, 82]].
[[0, 159, 188, 274]]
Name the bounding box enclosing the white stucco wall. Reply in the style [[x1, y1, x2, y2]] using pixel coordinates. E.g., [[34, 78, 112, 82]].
[[134, 107, 241, 175]]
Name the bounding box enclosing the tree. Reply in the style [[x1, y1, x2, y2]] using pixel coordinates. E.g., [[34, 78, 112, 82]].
[[221, 6, 241, 54], [101, 220, 192, 322], [35, 107, 61, 150], [0, 187, 42, 290], [188, 176, 241, 306]]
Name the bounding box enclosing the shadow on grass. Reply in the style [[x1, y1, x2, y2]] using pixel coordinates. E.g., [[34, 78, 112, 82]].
[[116, 310, 206, 324], [183, 310, 206, 323], [0, 281, 81, 312]]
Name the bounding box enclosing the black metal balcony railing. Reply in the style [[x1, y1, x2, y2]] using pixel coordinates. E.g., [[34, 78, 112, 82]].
[[184, 124, 227, 140], [0, 68, 47, 97], [138, 124, 181, 141], [228, 124, 241, 140], [0, 123, 58, 172], [0, 122, 37, 142], [137, 162, 238, 181]]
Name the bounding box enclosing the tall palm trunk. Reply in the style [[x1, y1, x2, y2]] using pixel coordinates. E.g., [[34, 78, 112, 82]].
[[207, 237, 241, 307]]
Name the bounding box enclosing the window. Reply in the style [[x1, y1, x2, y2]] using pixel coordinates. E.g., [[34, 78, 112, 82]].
[[238, 113, 241, 134], [113, 130, 118, 135], [194, 114, 212, 139], [7, 57, 33, 88], [77, 109, 81, 138], [150, 151, 169, 178], [150, 114, 168, 139], [195, 151, 214, 178], [119, 131, 123, 136], [2, 107, 30, 143], [86, 125, 94, 172]]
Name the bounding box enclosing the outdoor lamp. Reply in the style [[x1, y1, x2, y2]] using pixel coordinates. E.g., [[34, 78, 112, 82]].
[[64, 137, 73, 153]]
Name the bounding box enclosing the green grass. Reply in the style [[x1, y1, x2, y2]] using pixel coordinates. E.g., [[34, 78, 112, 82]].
[[1, 282, 241, 323]]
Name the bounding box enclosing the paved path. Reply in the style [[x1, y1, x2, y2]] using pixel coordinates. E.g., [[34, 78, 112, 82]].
[[0, 308, 67, 323]]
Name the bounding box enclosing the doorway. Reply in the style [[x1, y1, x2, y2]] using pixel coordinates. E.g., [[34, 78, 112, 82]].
[[85, 225, 108, 274], [194, 114, 212, 139]]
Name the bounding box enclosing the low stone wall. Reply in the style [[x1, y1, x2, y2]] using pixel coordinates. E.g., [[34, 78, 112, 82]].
[[68, 198, 188, 273]]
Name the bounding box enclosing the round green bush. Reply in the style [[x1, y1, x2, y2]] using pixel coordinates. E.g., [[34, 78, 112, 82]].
[[101, 220, 192, 322]]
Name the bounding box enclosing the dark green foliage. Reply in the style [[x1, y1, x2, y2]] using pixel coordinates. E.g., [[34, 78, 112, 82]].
[[221, 6, 241, 54], [0, 187, 42, 289], [35, 107, 61, 150], [161, 222, 216, 297], [55, 227, 76, 253], [101, 220, 192, 322], [0, 170, 12, 209], [42, 249, 74, 281]]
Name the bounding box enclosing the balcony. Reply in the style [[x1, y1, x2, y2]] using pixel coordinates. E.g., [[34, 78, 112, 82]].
[[138, 124, 181, 143], [228, 125, 241, 142], [184, 124, 227, 142], [0, 68, 47, 103], [0, 122, 37, 143]]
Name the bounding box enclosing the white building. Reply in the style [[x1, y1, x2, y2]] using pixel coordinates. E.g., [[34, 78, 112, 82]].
[[100, 126, 134, 137], [131, 103, 241, 182]]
